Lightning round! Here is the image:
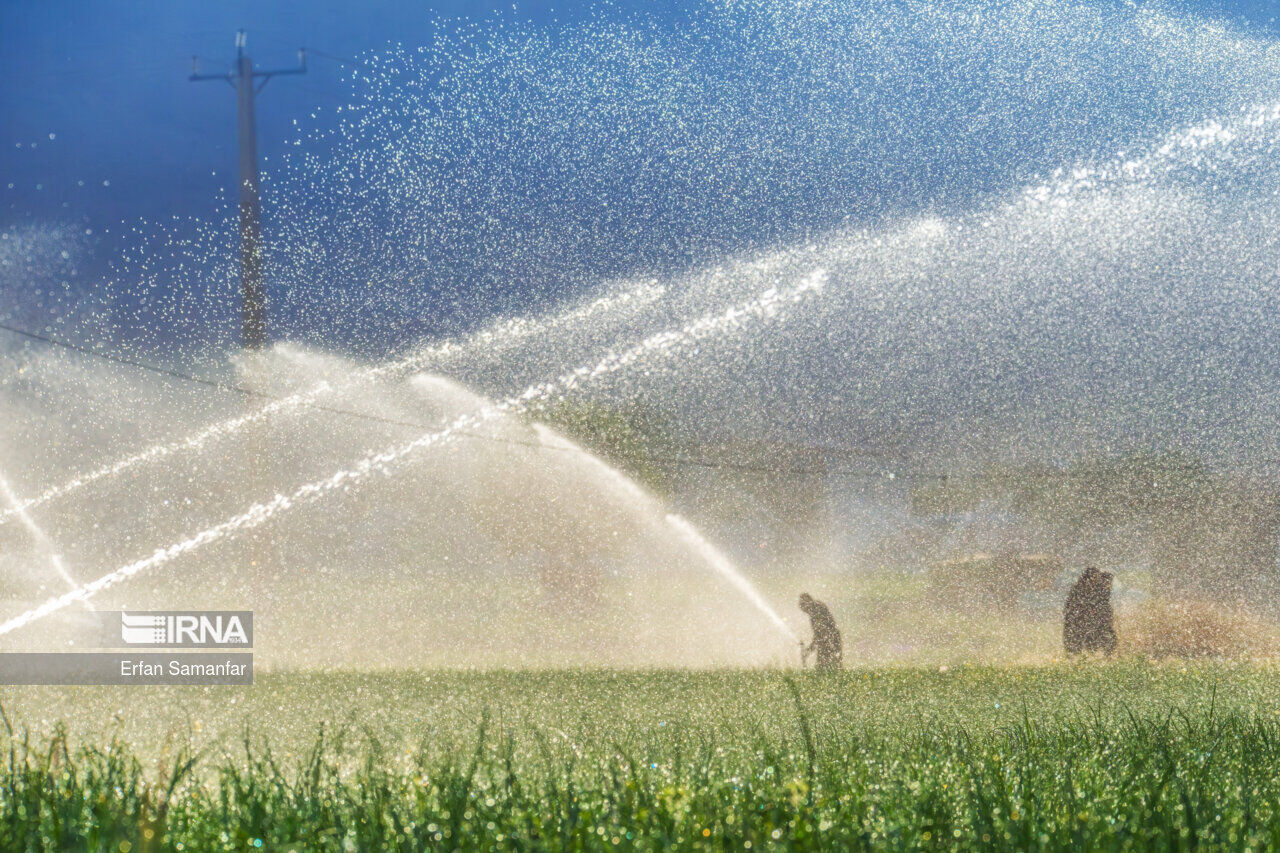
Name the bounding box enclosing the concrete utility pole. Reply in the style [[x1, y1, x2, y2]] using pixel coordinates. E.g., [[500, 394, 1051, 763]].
[[191, 30, 306, 349]]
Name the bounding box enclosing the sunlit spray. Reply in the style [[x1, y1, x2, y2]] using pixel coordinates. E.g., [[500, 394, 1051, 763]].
[[530, 424, 799, 651], [0, 467, 88, 608], [0, 279, 664, 531], [664, 514, 799, 646], [0, 271, 825, 637]]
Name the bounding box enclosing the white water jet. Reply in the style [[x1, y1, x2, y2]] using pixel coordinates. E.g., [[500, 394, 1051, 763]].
[[664, 513, 799, 645], [0, 467, 85, 606], [531, 424, 799, 649], [0, 270, 825, 637], [1022, 97, 1280, 207], [0, 278, 664, 531]]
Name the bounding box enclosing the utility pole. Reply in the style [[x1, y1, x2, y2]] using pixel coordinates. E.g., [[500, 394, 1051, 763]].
[[191, 30, 306, 350]]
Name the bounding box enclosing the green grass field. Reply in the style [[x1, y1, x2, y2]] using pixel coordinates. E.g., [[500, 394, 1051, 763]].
[[4, 662, 1280, 850]]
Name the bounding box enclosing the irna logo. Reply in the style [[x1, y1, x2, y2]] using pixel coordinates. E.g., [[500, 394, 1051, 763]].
[[118, 612, 252, 647]]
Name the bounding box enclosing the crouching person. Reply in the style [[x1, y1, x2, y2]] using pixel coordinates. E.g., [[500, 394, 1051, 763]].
[[799, 592, 843, 670]]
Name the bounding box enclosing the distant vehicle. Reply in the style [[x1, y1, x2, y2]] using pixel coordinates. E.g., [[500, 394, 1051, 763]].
[[928, 552, 1062, 610]]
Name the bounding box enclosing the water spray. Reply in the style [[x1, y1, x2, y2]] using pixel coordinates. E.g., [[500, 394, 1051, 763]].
[[0, 279, 665, 531], [0, 270, 825, 637], [531, 424, 798, 648], [9, 86, 1265, 537], [664, 513, 799, 646], [1022, 98, 1280, 208], [0, 467, 88, 608]]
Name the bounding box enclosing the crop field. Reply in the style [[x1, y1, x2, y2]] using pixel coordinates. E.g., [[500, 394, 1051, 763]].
[[2, 662, 1280, 850]]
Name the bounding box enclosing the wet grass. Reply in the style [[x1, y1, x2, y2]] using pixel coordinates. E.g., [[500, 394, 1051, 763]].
[[3, 663, 1280, 850]]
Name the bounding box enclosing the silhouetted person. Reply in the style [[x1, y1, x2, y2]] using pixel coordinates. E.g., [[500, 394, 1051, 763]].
[[1063, 567, 1117, 655], [799, 592, 842, 670]]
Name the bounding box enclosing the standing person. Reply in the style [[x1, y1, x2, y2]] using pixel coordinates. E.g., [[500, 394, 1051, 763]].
[[799, 592, 843, 670], [1063, 567, 1117, 655]]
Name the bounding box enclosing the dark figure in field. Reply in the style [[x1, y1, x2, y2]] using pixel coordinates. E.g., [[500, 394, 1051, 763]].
[[1063, 567, 1117, 655], [799, 593, 843, 670]]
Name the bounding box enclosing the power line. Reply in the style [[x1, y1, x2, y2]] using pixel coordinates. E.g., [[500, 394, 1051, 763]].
[[0, 319, 911, 479], [250, 33, 359, 67], [306, 48, 360, 67], [0, 320, 453, 430], [0, 320, 273, 399]]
